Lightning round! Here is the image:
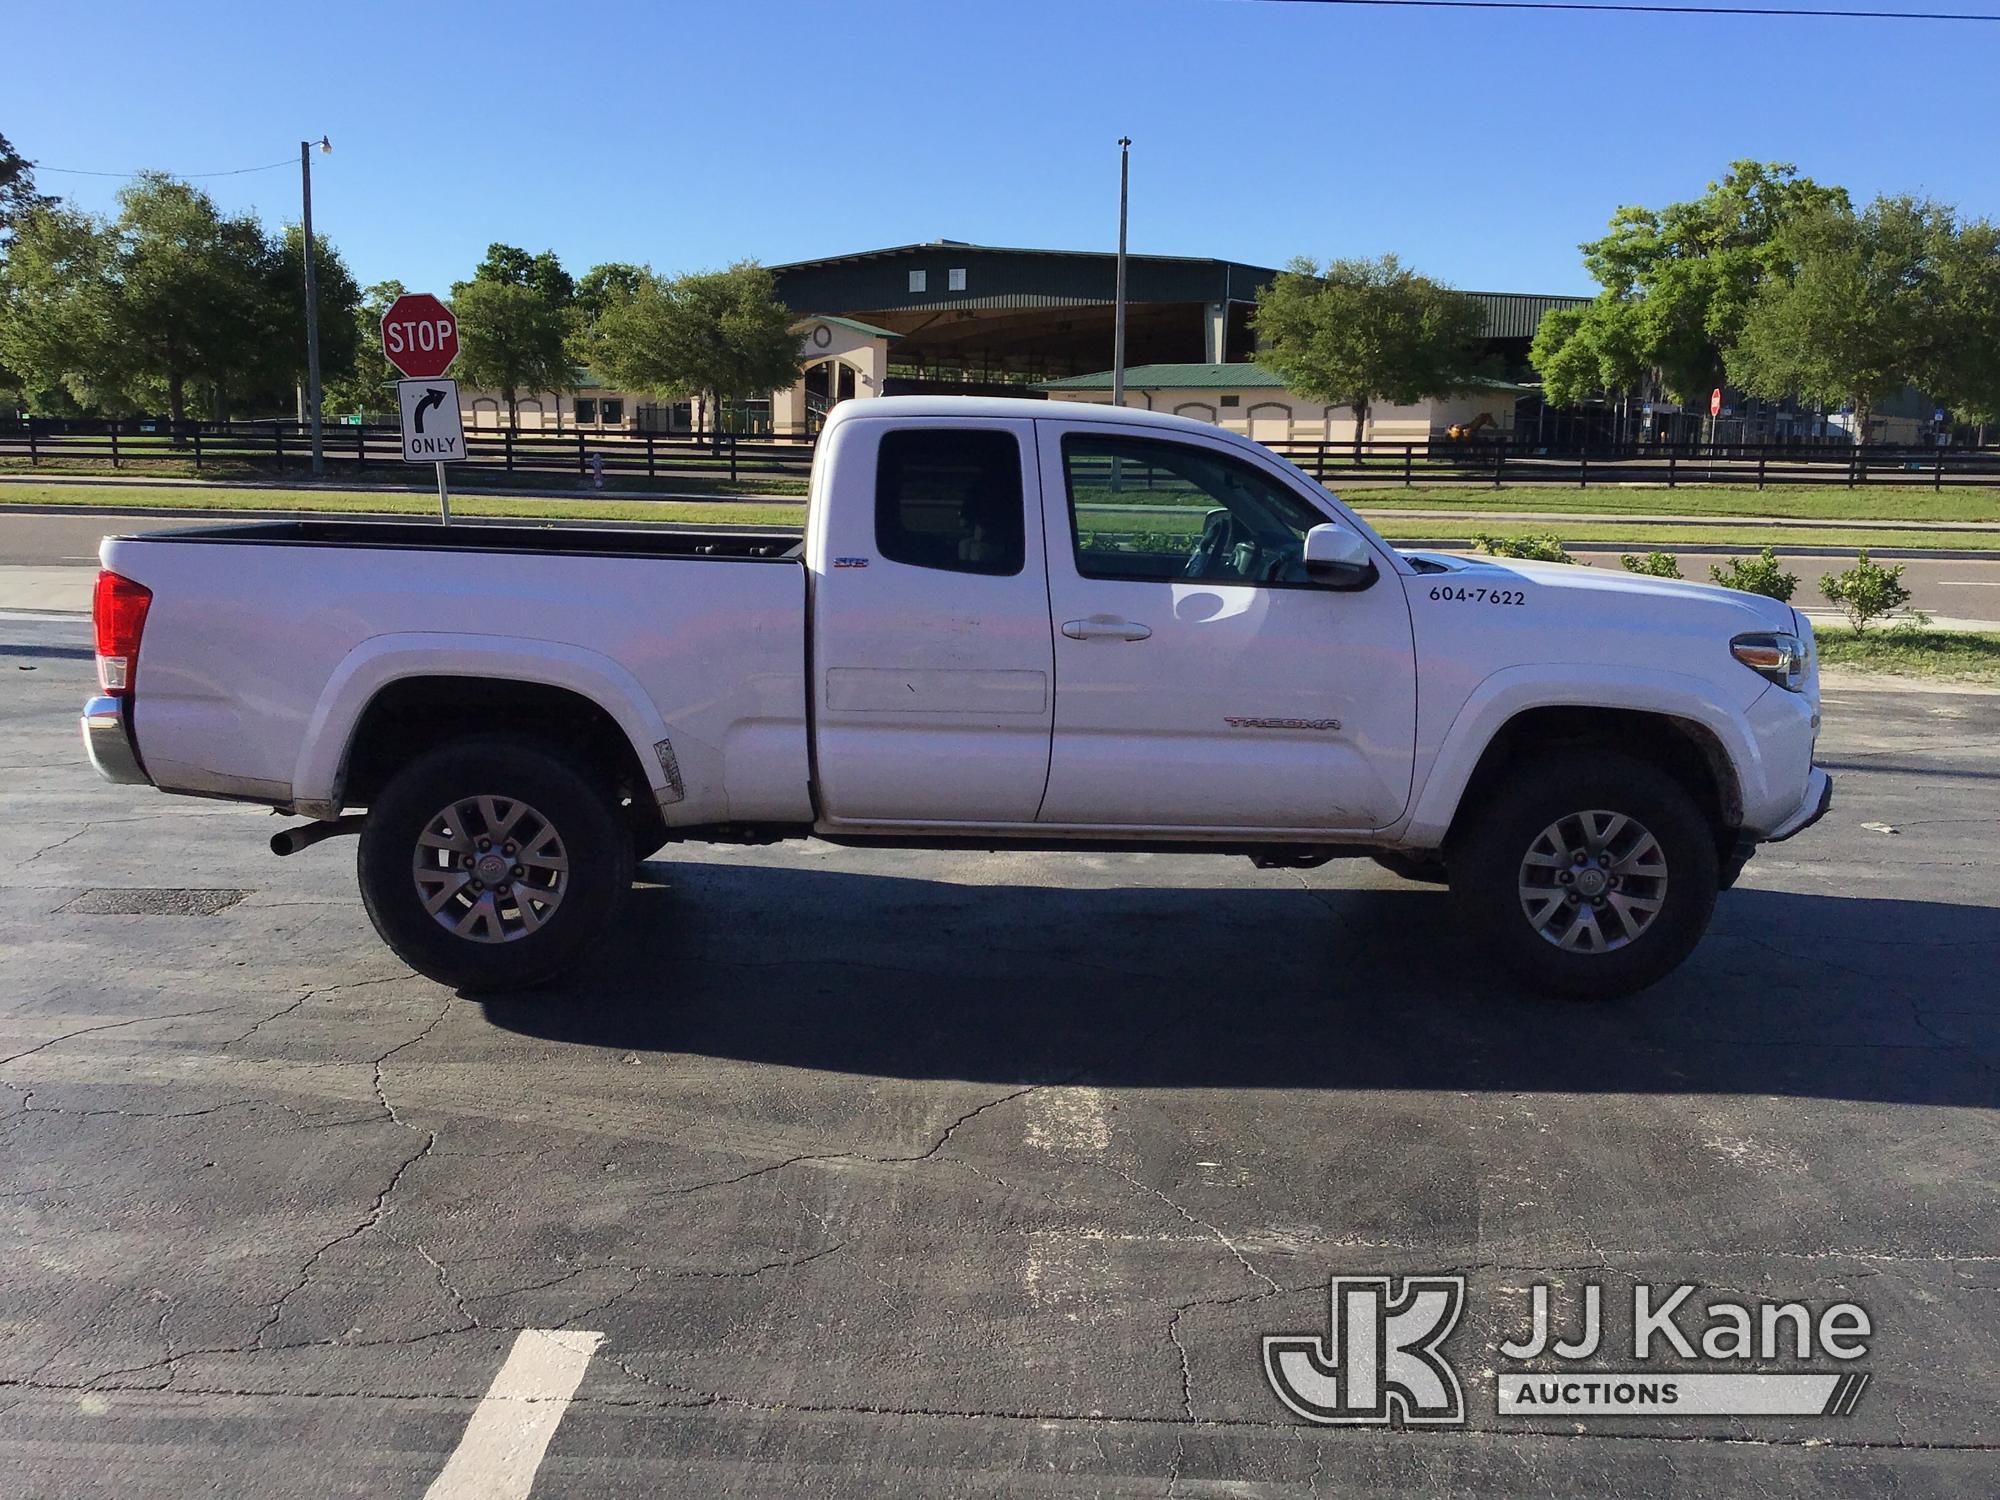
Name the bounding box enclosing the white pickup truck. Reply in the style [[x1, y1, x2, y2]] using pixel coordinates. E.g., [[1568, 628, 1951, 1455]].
[[82, 396, 1829, 997]]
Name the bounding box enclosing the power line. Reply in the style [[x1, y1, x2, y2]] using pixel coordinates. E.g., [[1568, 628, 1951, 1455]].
[[32, 157, 294, 181], [1251, 0, 2000, 19]]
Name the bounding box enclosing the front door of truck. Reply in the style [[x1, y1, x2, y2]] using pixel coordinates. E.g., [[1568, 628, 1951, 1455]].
[[1034, 423, 1417, 831], [810, 416, 1055, 825]]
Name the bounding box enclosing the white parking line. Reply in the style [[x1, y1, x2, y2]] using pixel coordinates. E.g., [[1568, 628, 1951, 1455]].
[[424, 1328, 603, 1500]]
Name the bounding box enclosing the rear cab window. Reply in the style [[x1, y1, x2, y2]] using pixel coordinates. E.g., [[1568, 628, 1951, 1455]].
[[874, 429, 1026, 576]]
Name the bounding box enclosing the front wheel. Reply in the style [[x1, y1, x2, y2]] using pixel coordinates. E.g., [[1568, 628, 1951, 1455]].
[[357, 735, 633, 992], [1447, 751, 1719, 1000]]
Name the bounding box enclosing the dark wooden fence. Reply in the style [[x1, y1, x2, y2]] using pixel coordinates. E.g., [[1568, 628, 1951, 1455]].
[[1259, 435, 2000, 491], [6, 417, 2000, 492], [0, 418, 816, 487]]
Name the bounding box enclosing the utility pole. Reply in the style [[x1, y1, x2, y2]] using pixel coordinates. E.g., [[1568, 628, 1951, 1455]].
[[300, 136, 330, 478], [1112, 137, 1130, 410]]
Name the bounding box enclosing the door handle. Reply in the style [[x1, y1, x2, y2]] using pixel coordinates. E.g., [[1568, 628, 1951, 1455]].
[[1062, 617, 1152, 642]]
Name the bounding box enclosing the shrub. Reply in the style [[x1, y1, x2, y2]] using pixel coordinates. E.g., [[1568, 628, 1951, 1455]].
[[1821, 550, 1922, 633], [1475, 532, 1577, 565], [1620, 551, 1682, 579], [1710, 547, 1799, 602]]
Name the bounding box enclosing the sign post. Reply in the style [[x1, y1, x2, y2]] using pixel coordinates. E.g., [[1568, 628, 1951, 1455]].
[[381, 293, 461, 524]]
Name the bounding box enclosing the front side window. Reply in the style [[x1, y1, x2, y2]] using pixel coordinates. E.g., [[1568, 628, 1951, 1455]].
[[948, 267, 967, 291], [1063, 434, 1329, 585], [575, 397, 598, 424], [875, 428, 1025, 576], [599, 398, 624, 425], [909, 269, 928, 293]]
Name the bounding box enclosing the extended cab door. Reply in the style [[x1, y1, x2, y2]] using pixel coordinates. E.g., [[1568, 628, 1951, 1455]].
[[809, 416, 1055, 825], [1033, 421, 1417, 832]]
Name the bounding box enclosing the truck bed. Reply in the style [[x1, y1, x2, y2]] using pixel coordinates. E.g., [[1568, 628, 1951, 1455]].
[[121, 518, 804, 562], [102, 519, 812, 825]]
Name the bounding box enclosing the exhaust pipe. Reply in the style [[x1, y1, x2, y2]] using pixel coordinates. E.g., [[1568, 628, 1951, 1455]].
[[270, 814, 366, 857]]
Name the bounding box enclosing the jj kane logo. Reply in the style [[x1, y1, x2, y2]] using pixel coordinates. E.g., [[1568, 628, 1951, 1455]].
[[1264, 1276, 1873, 1428], [1263, 1277, 1466, 1426]]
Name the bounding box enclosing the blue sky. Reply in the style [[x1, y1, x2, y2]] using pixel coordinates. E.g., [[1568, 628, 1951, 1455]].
[[9, 0, 1998, 298]]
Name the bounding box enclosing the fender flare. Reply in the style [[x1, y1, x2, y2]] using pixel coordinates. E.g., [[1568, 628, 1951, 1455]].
[[290, 632, 675, 814], [1401, 665, 1763, 846]]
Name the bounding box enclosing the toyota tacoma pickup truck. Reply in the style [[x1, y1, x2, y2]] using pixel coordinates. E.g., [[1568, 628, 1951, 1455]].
[[81, 396, 1829, 997]]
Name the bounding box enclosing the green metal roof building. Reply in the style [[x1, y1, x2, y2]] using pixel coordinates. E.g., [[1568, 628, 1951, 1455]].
[[767, 241, 1585, 390]]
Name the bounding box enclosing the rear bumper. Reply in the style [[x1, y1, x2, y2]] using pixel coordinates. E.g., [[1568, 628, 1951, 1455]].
[[1763, 766, 1832, 843], [81, 695, 150, 785]]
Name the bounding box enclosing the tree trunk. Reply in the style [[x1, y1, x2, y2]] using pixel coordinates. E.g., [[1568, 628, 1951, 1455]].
[[505, 389, 518, 429], [166, 371, 185, 427], [710, 391, 724, 456], [1852, 396, 1871, 446], [1352, 399, 1368, 464]]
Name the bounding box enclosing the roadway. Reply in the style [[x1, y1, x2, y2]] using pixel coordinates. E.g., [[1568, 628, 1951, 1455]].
[[2, 612, 1995, 1496]]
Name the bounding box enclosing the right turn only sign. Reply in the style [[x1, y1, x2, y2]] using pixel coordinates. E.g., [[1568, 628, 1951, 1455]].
[[397, 378, 465, 463]]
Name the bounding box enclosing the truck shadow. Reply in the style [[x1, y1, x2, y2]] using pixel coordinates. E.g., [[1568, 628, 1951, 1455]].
[[480, 861, 1999, 1110]]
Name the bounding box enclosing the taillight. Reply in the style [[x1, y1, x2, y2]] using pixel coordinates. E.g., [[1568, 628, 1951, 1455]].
[[92, 569, 152, 697]]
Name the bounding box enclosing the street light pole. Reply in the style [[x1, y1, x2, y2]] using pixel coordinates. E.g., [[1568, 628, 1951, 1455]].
[[1112, 137, 1130, 410], [300, 136, 330, 478]]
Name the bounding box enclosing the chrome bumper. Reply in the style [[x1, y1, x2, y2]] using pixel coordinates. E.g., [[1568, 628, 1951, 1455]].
[[1764, 766, 1832, 843], [81, 695, 149, 785]]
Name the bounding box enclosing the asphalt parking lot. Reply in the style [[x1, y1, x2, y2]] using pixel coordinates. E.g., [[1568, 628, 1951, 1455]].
[[2, 611, 1996, 1498]]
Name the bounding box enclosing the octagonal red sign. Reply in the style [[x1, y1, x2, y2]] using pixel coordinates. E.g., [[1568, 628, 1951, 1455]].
[[381, 293, 459, 379]]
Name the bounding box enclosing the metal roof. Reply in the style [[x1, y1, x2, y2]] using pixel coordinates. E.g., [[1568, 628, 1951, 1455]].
[[768, 240, 1270, 274], [793, 313, 900, 340], [1463, 292, 1593, 341]]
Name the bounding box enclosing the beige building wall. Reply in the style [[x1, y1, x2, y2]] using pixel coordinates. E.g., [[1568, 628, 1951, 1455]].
[[1045, 385, 1517, 443]]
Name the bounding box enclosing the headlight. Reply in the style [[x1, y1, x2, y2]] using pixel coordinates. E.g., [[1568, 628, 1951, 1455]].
[[1731, 632, 1806, 692]]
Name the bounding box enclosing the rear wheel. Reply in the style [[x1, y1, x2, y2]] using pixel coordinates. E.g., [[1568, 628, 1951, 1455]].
[[358, 735, 632, 991], [1447, 750, 1718, 1000]]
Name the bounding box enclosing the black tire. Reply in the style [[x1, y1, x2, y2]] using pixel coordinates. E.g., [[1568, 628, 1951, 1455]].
[[1446, 750, 1719, 1000], [1370, 850, 1450, 885], [358, 735, 633, 992]]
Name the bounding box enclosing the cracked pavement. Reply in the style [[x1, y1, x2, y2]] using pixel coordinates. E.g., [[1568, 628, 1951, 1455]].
[[1, 614, 1997, 1497]]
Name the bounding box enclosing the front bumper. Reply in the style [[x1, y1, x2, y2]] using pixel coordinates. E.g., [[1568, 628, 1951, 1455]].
[[1764, 766, 1832, 843], [81, 695, 150, 785]]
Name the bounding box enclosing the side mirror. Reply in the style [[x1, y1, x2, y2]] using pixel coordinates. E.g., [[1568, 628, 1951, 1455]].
[[1303, 523, 1378, 591]]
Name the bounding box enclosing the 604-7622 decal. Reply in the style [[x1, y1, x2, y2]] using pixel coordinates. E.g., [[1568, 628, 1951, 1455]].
[[1428, 585, 1527, 606]]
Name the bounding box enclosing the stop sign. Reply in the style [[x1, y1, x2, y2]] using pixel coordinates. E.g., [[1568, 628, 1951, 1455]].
[[381, 293, 459, 379], [1710, 387, 1723, 418]]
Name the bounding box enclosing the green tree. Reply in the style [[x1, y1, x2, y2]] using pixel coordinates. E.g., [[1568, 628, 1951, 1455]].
[[472, 244, 574, 307], [1533, 163, 1848, 426], [0, 204, 120, 413], [1728, 194, 1976, 440], [590, 262, 802, 451], [574, 262, 643, 323], [1252, 254, 1486, 450], [452, 279, 573, 427], [568, 261, 646, 373], [324, 278, 406, 417], [0, 131, 52, 248], [453, 245, 578, 427], [0, 176, 283, 422], [1529, 299, 1649, 411]]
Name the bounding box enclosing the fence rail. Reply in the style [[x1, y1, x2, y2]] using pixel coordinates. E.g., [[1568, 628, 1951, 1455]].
[[0, 419, 817, 487], [6, 418, 2000, 492]]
